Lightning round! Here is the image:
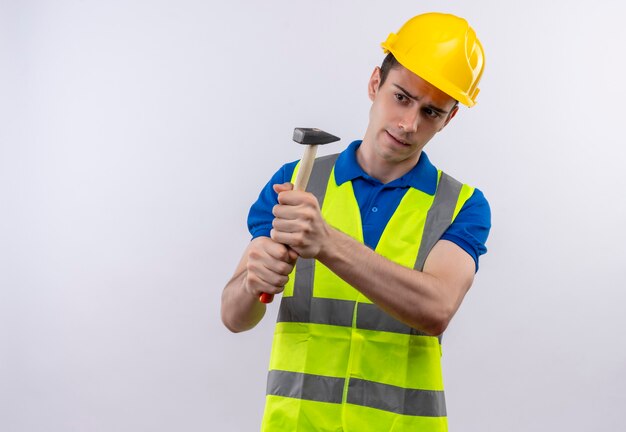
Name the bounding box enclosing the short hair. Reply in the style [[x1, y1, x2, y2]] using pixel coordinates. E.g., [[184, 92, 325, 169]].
[[379, 53, 400, 87]]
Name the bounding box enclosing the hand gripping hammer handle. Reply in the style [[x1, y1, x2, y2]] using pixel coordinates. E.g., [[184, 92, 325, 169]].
[[259, 128, 339, 304]]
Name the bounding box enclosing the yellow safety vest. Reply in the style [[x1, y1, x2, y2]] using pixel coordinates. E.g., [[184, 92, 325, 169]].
[[262, 154, 474, 432]]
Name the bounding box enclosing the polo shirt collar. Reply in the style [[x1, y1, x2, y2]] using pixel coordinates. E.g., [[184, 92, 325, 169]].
[[334, 140, 438, 195]]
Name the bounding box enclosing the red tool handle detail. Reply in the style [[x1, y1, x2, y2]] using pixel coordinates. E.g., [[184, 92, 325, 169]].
[[259, 293, 274, 304]]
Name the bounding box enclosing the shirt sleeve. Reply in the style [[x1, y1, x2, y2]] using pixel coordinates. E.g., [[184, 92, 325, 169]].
[[440, 188, 491, 272], [247, 161, 298, 239]]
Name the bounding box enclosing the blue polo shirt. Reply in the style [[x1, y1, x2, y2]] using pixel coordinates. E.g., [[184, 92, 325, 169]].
[[248, 141, 491, 271]]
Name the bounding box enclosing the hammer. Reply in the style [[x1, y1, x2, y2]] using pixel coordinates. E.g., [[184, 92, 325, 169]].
[[259, 127, 340, 304]]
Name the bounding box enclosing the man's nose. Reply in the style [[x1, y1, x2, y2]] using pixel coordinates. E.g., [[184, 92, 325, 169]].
[[398, 109, 419, 133]]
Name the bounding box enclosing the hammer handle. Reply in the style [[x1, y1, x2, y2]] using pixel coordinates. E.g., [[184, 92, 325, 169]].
[[293, 145, 318, 191], [259, 145, 319, 304]]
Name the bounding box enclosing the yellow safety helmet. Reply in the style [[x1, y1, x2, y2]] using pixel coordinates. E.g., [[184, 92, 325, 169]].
[[381, 12, 485, 107]]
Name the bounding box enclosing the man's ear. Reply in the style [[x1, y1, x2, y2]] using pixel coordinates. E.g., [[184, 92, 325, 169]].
[[368, 67, 382, 101], [439, 104, 459, 131]]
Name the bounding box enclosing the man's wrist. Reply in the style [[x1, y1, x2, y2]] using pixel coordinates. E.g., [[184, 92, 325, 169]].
[[316, 226, 342, 263]]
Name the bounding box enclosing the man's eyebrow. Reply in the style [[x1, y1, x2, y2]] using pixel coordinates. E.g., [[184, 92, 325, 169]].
[[393, 84, 450, 114]]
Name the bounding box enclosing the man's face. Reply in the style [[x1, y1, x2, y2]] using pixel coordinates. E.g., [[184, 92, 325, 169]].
[[362, 64, 459, 168]]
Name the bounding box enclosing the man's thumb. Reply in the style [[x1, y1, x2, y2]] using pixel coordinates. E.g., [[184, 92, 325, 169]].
[[273, 182, 294, 194]]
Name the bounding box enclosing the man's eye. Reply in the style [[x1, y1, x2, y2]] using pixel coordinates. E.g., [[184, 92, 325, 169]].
[[394, 93, 408, 103], [423, 108, 440, 119]]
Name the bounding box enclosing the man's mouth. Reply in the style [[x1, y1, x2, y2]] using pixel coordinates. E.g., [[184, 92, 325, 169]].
[[386, 130, 410, 146]]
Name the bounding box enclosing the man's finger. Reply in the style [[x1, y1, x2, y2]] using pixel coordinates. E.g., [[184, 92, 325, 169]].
[[272, 203, 301, 220], [276, 189, 315, 207], [270, 230, 302, 249], [286, 247, 299, 263], [264, 240, 297, 263], [247, 259, 289, 291], [272, 182, 294, 194], [272, 218, 300, 234]]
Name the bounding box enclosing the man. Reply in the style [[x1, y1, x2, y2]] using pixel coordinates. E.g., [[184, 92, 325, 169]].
[[222, 12, 490, 431]]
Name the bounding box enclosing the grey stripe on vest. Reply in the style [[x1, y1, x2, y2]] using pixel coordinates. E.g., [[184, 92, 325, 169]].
[[305, 153, 339, 210], [277, 258, 315, 322], [277, 154, 339, 323], [279, 296, 355, 326], [347, 378, 447, 417], [267, 370, 344, 404], [280, 297, 437, 339], [414, 172, 463, 271]]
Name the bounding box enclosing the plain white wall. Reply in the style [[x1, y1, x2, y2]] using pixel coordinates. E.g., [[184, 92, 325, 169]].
[[2, 0, 625, 430]]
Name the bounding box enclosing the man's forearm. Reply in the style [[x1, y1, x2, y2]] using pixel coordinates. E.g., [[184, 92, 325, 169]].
[[221, 268, 266, 333], [316, 227, 469, 335]]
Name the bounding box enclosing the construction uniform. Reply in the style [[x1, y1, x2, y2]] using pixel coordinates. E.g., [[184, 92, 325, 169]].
[[247, 140, 491, 431]]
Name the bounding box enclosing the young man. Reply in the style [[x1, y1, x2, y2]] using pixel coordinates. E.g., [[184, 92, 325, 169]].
[[222, 12, 490, 431]]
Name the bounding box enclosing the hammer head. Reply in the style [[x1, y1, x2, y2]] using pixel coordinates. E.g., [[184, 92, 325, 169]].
[[293, 128, 340, 145]]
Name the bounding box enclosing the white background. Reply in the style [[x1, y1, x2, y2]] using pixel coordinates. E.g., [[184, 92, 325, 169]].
[[2, 0, 625, 430]]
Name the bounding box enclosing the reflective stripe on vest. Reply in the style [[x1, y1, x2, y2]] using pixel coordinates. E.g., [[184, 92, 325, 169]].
[[262, 154, 473, 432], [267, 370, 447, 417]]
